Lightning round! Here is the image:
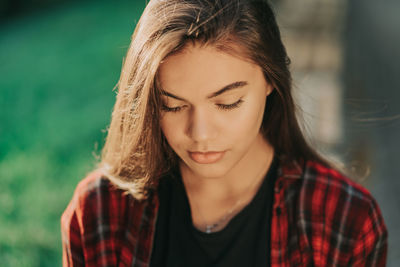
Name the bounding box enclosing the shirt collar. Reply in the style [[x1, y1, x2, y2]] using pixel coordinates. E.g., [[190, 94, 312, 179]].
[[277, 156, 305, 180]]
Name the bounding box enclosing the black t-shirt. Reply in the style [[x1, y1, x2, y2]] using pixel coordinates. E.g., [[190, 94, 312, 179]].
[[150, 157, 278, 267]]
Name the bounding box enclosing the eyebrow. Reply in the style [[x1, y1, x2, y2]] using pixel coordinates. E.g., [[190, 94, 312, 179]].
[[161, 81, 248, 101]]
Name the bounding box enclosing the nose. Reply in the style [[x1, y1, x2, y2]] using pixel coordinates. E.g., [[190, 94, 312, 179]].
[[186, 107, 218, 143]]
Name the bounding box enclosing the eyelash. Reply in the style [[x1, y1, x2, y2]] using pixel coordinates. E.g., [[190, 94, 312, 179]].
[[216, 99, 244, 110], [162, 99, 244, 113]]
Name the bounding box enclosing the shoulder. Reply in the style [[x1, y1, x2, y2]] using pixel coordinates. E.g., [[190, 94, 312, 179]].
[[301, 160, 379, 217], [61, 171, 160, 265], [61, 171, 152, 235], [280, 159, 382, 224], [298, 160, 387, 263], [62, 171, 126, 217], [68, 170, 115, 206]]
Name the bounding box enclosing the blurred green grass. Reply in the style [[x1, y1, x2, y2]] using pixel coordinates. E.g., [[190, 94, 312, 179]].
[[0, 0, 145, 265]]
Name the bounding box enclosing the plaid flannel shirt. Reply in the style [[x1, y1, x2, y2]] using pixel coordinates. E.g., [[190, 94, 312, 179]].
[[61, 159, 388, 266]]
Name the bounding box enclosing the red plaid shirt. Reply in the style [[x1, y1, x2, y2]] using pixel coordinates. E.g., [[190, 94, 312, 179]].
[[61, 159, 388, 266]]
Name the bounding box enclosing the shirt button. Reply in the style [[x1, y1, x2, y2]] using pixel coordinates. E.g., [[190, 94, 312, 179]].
[[274, 181, 283, 193], [276, 207, 282, 215]]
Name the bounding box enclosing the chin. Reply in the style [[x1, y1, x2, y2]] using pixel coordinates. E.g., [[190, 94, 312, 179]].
[[182, 159, 232, 179]]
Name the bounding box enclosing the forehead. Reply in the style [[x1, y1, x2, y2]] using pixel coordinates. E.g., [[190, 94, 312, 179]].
[[157, 42, 262, 97]]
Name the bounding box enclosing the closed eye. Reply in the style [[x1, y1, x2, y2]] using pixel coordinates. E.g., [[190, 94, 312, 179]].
[[216, 99, 244, 110], [161, 105, 184, 113], [161, 99, 244, 113]]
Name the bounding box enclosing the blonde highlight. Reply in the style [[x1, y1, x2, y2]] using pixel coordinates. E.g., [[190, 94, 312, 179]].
[[96, 0, 328, 200]]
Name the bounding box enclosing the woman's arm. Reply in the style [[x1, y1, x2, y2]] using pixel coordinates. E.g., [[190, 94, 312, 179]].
[[60, 171, 104, 267], [61, 205, 85, 266], [60, 171, 153, 266]]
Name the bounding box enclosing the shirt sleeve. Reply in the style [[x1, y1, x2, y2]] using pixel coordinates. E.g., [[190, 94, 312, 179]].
[[60, 171, 104, 266], [61, 205, 85, 266], [60, 171, 142, 266], [350, 196, 388, 266], [61, 177, 88, 267]]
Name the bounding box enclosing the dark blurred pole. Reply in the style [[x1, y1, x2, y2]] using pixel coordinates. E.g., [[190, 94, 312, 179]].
[[0, 0, 22, 19], [0, 0, 92, 21], [343, 0, 400, 266]]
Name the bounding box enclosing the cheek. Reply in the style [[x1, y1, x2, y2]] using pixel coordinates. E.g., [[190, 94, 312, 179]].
[[160, 115, 184, 148], [223, 97, 266, 139]]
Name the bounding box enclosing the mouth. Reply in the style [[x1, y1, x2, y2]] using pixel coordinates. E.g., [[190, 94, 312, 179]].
[[188, 151, 226, 164]]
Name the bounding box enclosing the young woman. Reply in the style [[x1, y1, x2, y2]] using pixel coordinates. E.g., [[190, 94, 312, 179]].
[[61, 0, 388, 266]]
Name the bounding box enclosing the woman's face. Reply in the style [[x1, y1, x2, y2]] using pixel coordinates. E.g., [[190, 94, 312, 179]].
[[158, 42, 273, 179]]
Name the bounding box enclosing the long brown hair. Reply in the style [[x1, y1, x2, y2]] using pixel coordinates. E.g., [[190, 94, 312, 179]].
[[97, 0, 327, 200]]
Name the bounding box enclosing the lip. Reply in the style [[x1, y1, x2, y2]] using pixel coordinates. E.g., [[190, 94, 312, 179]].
[[188, 151, 226, 164]]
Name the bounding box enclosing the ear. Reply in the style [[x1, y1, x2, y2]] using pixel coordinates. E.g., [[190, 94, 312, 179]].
[[265, 82, 274, 97]]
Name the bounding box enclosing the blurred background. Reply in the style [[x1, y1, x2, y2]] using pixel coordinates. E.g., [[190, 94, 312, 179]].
[[0, 0, 399, 265]]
